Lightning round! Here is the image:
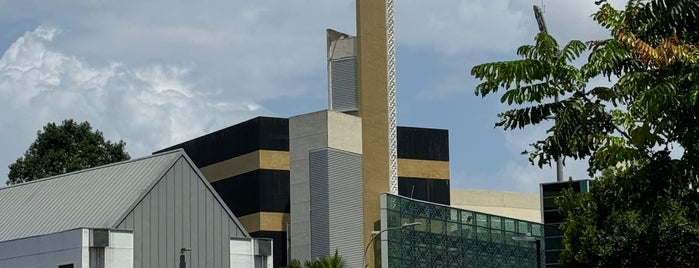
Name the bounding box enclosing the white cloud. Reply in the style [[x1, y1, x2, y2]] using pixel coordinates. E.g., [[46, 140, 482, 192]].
[[0, 26, 264, 182], [0, 0, 627, 190], [395, 1, 533, 55], [394, 0, 621, 57], [0, 1, 358, 182], [450, 116, 592, 193], [453, 154, 591, 194], [0, 1, 356, 103], [497, 121, 592, 193]]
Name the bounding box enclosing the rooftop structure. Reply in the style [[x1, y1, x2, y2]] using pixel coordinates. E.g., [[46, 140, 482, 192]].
[[0, 150, 272, 267]]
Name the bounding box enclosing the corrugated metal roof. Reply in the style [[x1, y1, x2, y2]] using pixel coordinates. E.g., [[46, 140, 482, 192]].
[[0, 150, 182, 242]]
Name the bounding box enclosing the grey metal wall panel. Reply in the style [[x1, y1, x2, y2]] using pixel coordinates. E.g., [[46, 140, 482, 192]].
[[309, 148, 363, 267], [188, 174, 198, 267], [142, 194, 151, 268], [158, 176, 167, 267], [166, 171, 175, 268], [0, 151, 180, 242], [133, 201, 143, 268], [149, 188, 158, 268], [197, 183, 206, 268], [117, 157, 239, 268], [118, 211, 134, 230], [309, 150, 330, 257], [207, 194, 214, 268], [174, 162, 183, 267], [326, 149, 363, 267], [182, 164, 191, 256], [214, 204, 222, 268], [330, 57, 358, 112]]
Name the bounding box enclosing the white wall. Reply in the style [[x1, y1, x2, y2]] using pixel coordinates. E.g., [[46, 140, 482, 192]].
[[289, 110, 329, 262], [230, 239, 255, 268], [0, 228, 133, 268], [230, 238, 273, 268], [106, 230, 134, 268], [450, 189, 541, 223], [289, 110, 363, 263]]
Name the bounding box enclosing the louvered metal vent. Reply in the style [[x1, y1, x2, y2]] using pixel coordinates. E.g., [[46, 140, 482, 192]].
[[309, 148, 363, 267], [330, 57, 358, 113]]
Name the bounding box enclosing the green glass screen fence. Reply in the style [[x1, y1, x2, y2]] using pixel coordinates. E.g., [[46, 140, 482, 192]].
[[380, 193, 544, 268]]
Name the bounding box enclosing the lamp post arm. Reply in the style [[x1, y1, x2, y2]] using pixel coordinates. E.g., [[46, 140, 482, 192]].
[[361, 226, 401, 268], [361, 222, 420, 268]]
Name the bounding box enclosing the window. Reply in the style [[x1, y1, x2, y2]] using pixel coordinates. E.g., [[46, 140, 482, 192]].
[[58, 264, 74, 268]]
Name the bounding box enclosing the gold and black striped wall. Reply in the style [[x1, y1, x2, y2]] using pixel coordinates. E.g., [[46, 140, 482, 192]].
[[397, 126, 450, 205], [155, 118, 451, 267], [155, 116, 290, 268]]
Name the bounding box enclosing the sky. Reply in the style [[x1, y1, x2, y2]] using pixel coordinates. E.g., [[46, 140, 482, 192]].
[[0, 0, 622, 192]]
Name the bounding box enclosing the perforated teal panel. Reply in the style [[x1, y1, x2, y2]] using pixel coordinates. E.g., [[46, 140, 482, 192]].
[[383, 194, 544, 267]]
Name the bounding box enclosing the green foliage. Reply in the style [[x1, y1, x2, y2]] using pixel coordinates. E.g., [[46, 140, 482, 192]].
[[557, 152, 699, 267], [285, 250, 347, 268], [285, 259, 304, 268], [472, 31, 608, 170], [7, 119, 130, 184], [471, 0, 699, 266]]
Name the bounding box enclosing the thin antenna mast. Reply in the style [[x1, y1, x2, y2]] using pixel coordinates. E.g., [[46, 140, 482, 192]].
[[532, 4, 564, 182], [533, 5, 548, 33]]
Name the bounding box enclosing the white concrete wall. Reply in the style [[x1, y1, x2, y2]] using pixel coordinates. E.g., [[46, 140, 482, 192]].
[[327, 111, 362, 154], [289, 110, 362, 263], [290, 110, 329, 262], [450, 189, 541, 223], [230, 239, 255, 268], [329, 37, 356, 60], [106, 230, 134, 268], [0, 228, 134, 268], [229, 238, 273, 268]]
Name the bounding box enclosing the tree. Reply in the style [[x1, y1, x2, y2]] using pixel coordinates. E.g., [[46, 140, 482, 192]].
[[285, 250, 347, 268], [471, 0, 699, 266], [557, 153, 699, 267], [7, 119, 130, 184]]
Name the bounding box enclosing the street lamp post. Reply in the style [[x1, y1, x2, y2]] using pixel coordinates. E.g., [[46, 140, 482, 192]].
[[362, 222, 421, 268], [512, 233, 541, 268], [179, 248, 192, 268]]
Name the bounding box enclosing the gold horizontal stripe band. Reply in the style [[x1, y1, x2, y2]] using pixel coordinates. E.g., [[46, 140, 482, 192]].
[[398, 158, 450, 180], [199, 150, 289, 183], [237, 212, 290, 233]]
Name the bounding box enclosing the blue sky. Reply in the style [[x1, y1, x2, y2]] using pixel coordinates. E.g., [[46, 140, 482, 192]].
[[0, 0, 621, 191]]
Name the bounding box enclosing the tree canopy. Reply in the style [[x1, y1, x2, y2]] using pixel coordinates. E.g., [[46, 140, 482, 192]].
[[471, 0, 699, 266], [7, 119, 130, 185], [285, 250, 347, 268]]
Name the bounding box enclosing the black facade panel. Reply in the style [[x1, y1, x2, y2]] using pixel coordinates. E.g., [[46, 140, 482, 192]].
[[545, 251, 562, 265], [398, 177, 450, 205], [397, 126, 449, 161], [541, 180, 589, 267], [544, 237, 563, 251], [544, 224, 564, 237], [543, 210, 564, 223], [257, 117, 291, 152], [541, 182, 583, 198], [250, 230, 287, 268], [211, 169, 290, 217], [154, 117, 289, 167], [258, 170, 291, 214]]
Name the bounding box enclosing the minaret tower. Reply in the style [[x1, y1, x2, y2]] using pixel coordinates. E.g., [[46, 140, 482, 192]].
[[357, 0, 398, 266]]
